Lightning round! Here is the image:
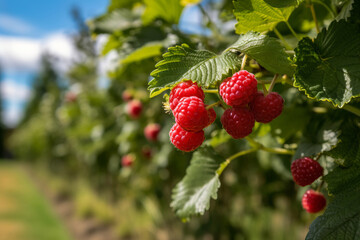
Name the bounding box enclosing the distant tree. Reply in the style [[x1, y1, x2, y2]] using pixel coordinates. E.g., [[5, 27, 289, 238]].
[[20, 55, 61, 125]]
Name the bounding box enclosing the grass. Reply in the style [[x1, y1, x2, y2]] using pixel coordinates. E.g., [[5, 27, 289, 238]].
[[0, 161, 72, 240]]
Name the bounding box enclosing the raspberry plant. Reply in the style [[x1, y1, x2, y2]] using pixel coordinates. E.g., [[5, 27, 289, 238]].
[[9, 0, 360, 239], [146, 0, 360, 238]]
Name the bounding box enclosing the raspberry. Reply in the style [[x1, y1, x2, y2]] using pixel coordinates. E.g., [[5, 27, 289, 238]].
[[169, 80, 205, 111], [169, 123, 204, 152], [122, 154, 134, 167], [142, 146, 152, 159], [144, 123, 161, 141], [219, 70, 258, 107], [250, 91, 284, 123], [173, 96, 209, 132], [65, 92, 77, 103], [291, 157, 323, 186], [221, 107, 255, 139], [127, 100, 142, 119], [206, 108, 216, 127], [302, 190, 326, 213]]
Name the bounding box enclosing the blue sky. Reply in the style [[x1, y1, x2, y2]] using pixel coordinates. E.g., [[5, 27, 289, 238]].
[[0, 0, 210, 127], [0, 0, 108, 37], [0, 0, 109, 127]]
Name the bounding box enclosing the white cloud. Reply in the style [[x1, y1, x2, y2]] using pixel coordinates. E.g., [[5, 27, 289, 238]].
[[3, 106, 22, 127], [0, 79, 32, 102], [0, 32, 77, 73], [0, 36, 41, 71], [0, 14, 35, 34]]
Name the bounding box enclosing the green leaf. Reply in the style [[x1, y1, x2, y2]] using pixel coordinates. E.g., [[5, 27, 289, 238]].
[[149, 44, 242, 97], [336, 0, 354, 21], [121, 42, 163, 64], [171, 147, 222, 220], [227, 32, 294, 75], [325, 165, 360, 196], [294, 20, 360, 107], [233, 0, 301, 34], [326, 120, 360, 167], [101, 34, 123, 56], [142, 0, 183, 25], [88, 9, 141, 34], [306, 187, 360, 240], [324, 120, 360, 195], [269, 106, 311, 140], [107, 0, 141, 11], [293, 119, 341, 160]]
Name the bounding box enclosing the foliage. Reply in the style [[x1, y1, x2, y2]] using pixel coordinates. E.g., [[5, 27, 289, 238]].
[[8, 0, 360, 239]]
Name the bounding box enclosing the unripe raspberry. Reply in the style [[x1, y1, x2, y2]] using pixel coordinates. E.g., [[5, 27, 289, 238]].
[[121, 154, 134, 167], [169, 80, 205, 111], [206, 108, 216, 127], [221, 107, 255, 139], [169, 123, 204, 152], [291, 157, 323, 186], [144, 123, 161, 141], [250, 91, 284, 123], [122, 90, 133, 102], [302, 190, 326, 213], [173, 96, 209, 132], [219, 70, 258, 107], [127, 100, 142, 119]]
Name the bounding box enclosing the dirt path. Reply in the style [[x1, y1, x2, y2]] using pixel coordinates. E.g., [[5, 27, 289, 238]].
[[0, 161, 72, 240]]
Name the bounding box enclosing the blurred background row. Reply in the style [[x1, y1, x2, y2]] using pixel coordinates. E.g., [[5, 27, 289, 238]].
[[0, 0, 334, 239]]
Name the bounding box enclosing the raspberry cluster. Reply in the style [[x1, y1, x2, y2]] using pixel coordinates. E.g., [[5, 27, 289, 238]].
[[219, 70, 284, 138], [168, 80, 215, 152], [166, 71, 284, 151]]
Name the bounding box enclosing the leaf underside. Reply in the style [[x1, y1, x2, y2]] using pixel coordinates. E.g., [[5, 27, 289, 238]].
[[171, 147, 222, 220]]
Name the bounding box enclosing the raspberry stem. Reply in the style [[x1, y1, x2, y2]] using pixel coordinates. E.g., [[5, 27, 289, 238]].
[[206, 101, 222, 110], [216, 136, 294, 176], [216, 148, 257, 175], [246, 136, 294, 155], [203, 89, 219, 93], [316, 180, 324, 192], [308, 0, 320, 33], [261, 82, 268, 96], [268, 74, 279, 93], [273, 27, 292, 50], [241, 54, 248, 70], [343, 104, 360, 117], [285, 21, 300, 40]]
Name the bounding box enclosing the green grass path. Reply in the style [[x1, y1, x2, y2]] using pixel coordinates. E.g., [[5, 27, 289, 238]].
[[0, 161, 72, 240]]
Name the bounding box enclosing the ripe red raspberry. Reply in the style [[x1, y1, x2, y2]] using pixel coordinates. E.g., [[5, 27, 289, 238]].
[[169, 123, 204, 152], [127, 100, 142, 119], [250, 91, 284, 123], [291, 157, 323, 186], [206, 108, 216, 127], [121, 154, 134, 167], [142, 146, 152, 159], [65, 92, 77, 103], [169, 80, 205, 111], [122, 90, 133, 102], [302, 190, 326, 213], [219, 70, 258, 107], [173, 96, 209, 132], [221, 107, 255, 139], [144, 123, 161, 141]]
